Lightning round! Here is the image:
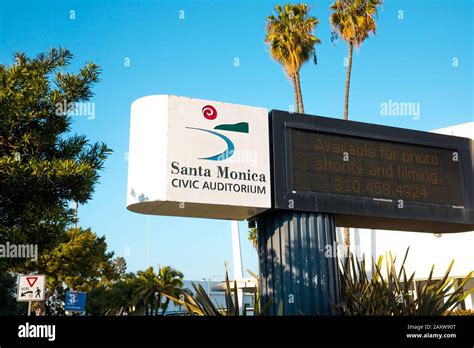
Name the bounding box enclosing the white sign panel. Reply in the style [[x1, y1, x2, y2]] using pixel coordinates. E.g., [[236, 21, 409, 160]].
[[127, 95, 271, 220], [17, 275, 45, 302]]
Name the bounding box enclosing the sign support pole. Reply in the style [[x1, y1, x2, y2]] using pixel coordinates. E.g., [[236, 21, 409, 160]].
[[27, 301, 31, 316], [231, 221, 244, 314], [257, 210, 340, 315]]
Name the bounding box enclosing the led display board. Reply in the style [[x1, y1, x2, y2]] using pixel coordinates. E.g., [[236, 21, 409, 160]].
[[270, 110, 474, 232], [291, 129, 464, 206]]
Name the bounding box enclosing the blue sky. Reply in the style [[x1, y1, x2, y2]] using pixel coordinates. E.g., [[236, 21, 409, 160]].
[[1, 0, 472, 280]]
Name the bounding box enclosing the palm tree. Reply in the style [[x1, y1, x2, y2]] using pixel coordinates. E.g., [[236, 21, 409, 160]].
[[135, 267, 159, 315], [106, 275, 143, 315], [330, 0, 382, 254], [134, 266, 184, 315], [248, 227, 258, 250], [265, 3, 321, 113], [330, 0, 382, 119], [155, 266, 185, 315]]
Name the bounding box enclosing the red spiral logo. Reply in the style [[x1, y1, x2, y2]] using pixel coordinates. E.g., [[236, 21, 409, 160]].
[[202, 105, 217, 120]]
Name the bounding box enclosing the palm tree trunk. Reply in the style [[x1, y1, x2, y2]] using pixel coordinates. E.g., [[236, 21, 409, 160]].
[[162, 298, 171, 316], [343, 226, 350, 258], [292, 74, 300, 113], [295, 72, 304, 113], [342, 43, 354, 255], [343, 42, 353, 120], [156, 293, 162, 315]]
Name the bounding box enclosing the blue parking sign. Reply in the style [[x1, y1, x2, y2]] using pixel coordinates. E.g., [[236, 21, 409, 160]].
[[65, 291, 87, 312]]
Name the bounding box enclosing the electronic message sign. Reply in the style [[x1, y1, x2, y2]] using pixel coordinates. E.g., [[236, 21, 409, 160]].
[[270, 110, 474, 233], [291, 129, 464, 206]]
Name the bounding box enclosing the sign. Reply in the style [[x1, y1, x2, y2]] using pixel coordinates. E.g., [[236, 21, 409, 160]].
[[291, 129, 463, 206], [17, 275, 45, 302], [127, 95, 271, 220], [64, 291, 87, 312], [270, 110, 474, 233]]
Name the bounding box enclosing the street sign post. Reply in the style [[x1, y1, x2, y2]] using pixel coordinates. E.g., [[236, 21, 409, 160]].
[[64, 291, 87, 312], [17, 275, 46, 316]]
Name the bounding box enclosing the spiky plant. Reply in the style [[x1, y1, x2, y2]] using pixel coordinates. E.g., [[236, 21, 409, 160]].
[[162, 268, 272, 316], [337, 248, 474, 315]]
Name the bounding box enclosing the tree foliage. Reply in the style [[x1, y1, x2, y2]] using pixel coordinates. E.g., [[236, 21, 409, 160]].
[[29, 227, 116, 315], [38, 228, 114, 293], [0, 47, 113, 314], [87, 273, 143, 316], [330, 0, 382, 48], [0, 271, 26, 315], [87, 265, 187, 316], [0, 48, 112, 272], [265, 3, 321, 113], [135, 266, 185, 315], [248, 227, 258, 250]]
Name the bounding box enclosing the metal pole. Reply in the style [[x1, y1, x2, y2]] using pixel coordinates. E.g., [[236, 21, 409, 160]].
[[231, 221, 244, 313], [27, 301, 31, 316], [147, 217, 150, 268], [257, 210, 340, 315], [202, 275, 219, 304], [231, 221, 244, 280]]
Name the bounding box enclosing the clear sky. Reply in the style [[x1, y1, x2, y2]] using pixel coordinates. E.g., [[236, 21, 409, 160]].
[[1, 0, 472, 280]]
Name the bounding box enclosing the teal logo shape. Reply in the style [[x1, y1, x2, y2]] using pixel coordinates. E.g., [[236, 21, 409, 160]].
[[186, 122, 249, 161]]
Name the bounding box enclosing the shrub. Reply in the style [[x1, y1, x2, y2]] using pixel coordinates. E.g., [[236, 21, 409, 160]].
[[337, 248, 473, 315], [162, 268, 272, 316]]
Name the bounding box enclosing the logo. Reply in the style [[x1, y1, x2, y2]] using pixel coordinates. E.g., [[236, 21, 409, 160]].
[[18, 322, 56, 341], [202, 105, 217, 120], [186, 105, 249, 161]]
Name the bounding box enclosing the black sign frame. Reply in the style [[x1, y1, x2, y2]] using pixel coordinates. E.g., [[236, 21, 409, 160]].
[[269, 110, 474, 233]]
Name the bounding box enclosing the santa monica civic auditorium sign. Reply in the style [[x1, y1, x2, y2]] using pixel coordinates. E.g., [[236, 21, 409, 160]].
[[127, 95, 474, 232], [127, 95, 271, 220]]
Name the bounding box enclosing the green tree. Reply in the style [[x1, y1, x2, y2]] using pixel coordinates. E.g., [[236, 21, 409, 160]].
[[329, 0, 382, 253], [102, 256, 128, 284], [88, 273, 143, 316], [248, 227, 258, 250], [265, 3, 321, 113], [0, 48, 111, 273], [35, 227, 114, 315], [134, 265, 184, 316], [134, 267, 158, 316], [0, 271, 25, 315], [156, 266, 185, 315], [86, 257, 143, 316]]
